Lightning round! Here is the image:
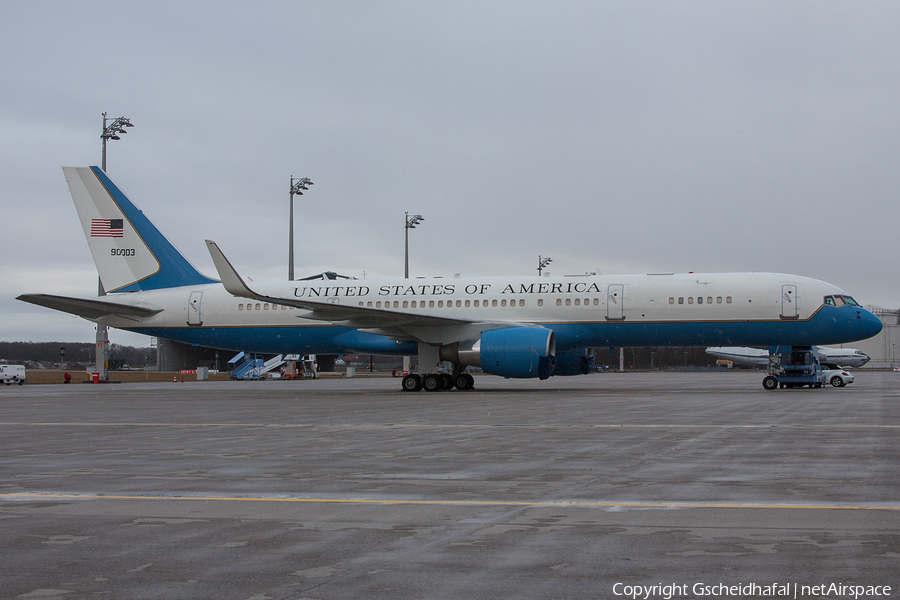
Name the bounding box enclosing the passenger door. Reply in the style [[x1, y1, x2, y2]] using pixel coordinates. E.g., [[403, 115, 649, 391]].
[[606, 284, 625, 321], [187, 291, 203, 326], [781, 285, 798, 319]]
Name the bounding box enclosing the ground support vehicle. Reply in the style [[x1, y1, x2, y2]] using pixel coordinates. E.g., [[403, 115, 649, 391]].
[[762, 346, 825, 390], [227, 352, 264, 380], [0, 365, 26, 385]]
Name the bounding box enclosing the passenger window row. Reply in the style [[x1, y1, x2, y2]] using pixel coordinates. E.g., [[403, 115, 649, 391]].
[[238, 303, 293, 311], [669, 296, 732, 305], [238, 295, 741, 312], [358, 299, 528, 308], [556, 298, 601, 307]]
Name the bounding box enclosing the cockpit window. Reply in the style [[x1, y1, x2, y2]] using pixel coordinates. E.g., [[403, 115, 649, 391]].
[[839, 295, 860, 307], [825, 295, 860, 308]]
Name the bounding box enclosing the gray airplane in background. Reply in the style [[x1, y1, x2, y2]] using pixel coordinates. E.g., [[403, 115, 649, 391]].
[[706, 346, 870, 369]]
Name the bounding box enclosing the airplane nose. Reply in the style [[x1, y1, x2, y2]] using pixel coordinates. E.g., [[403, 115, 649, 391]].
[[858, 309, 883, 340]]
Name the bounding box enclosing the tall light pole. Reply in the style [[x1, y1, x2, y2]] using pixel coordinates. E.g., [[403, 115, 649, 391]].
[[402, 212, 424, 376], [537, 255, 552, 276], [96, 113, 134, 382], [101, 113, 134, 171], [404, 212, 424, 278], [288, 176, 313, 280]]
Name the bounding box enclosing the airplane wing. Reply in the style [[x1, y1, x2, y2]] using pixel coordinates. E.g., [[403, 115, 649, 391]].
[[205, 240, 518, 344], [17, 293, 163, 321]]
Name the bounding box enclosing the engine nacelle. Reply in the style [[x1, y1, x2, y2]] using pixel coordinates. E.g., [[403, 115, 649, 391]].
[[553, 350, 595, 376], [440, 327, 556, 379]]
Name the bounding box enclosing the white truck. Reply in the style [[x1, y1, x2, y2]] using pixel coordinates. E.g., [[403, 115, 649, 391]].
[[0, 365, 26, 385]]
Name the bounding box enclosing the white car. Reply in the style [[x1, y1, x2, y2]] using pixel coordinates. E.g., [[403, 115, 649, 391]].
[[823, 369, 854, 387]]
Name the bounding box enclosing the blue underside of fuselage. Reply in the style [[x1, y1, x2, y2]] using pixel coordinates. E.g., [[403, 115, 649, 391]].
[[127, 305, 881, 356], [547, 305, 880, 352]]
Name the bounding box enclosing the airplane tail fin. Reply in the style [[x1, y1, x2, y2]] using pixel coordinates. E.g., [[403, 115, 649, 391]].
[[63, 166, 217, 292]]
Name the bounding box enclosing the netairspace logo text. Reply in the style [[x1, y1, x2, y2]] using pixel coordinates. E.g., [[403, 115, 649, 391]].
[[612, 582, 892, 600]]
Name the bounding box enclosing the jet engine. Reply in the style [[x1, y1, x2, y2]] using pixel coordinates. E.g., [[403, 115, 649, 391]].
[[553, 349, 595, 376], [440, 327, 556, 379]]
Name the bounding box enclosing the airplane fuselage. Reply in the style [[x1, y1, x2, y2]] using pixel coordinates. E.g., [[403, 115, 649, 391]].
[[92, 272, 880, 356]]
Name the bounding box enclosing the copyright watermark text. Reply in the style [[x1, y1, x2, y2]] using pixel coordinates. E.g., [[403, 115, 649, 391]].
[[612, 582, 892, 599]]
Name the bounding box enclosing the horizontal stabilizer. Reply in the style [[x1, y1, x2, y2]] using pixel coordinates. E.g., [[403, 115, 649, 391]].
[[17, 293, 162, 320]]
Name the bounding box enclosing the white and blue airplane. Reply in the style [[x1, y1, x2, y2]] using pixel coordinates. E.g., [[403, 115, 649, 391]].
[[18, 167, 883, 391], [706, 346, 871, 369]]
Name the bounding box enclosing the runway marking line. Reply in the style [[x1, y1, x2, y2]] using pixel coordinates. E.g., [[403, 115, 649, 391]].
[[2, 493, 898, 511], [0, 422, 898, 429]]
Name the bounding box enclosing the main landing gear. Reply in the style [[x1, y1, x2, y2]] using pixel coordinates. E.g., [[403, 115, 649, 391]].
[[401, 372, 475, 392]]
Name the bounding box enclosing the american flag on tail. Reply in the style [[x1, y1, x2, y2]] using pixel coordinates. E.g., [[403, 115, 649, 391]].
[[91, 218, 124, 238]]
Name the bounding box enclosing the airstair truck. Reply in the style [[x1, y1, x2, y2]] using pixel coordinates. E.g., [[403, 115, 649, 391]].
[[762, 346, 825, 390], [228, 352, 263, 380], [0, 365, 26, 385]]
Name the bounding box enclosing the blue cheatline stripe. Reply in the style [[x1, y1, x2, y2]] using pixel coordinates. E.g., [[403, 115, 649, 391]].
[[90, 167, 218, 292], [128, 305, 879, 357], [130, 325, 419, 356]]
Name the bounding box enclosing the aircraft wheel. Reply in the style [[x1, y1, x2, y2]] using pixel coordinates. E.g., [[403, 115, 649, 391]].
[[423, 374, 441, 392], [831, 376, 844, 387], [402, 374, 422, 392], [439, 373, 454, 390], [453, 374, 469, 390], [463, 373, 475, 390], [762, 376, 778, 391]]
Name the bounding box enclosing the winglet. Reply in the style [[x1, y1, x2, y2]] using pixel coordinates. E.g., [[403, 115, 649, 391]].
[[205, 240, 257, 299]]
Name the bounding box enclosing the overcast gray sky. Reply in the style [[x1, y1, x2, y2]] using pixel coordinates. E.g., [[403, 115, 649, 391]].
[[3, 1, 898, 347]]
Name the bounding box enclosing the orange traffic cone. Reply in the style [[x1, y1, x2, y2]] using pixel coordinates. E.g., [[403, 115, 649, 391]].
[[173, 376, 177, 383]]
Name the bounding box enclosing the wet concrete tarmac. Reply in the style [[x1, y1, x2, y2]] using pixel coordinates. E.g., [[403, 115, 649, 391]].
[[1, 371, 898, 599]]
